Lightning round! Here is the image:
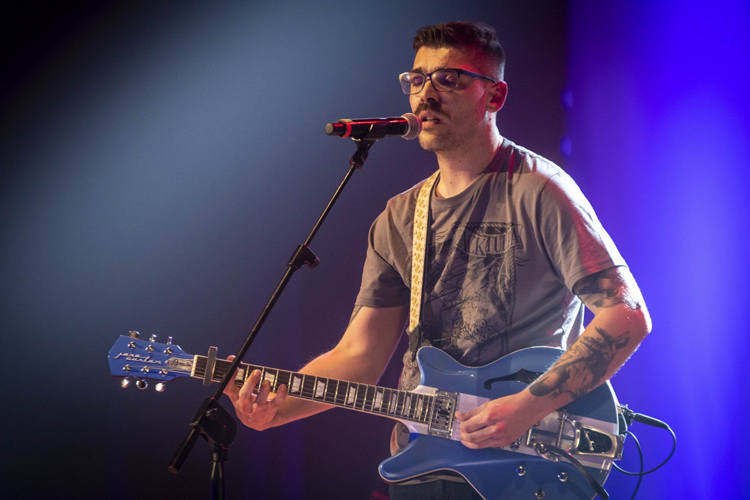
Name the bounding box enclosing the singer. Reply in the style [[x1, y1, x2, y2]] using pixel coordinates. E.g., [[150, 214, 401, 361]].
[[225, 21, 651, 500]]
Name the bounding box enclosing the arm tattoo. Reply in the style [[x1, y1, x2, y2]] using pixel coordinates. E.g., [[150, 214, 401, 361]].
[[529, 327, 631, 401], [348, 305, 363, 326], [573, 267, 641, 311]]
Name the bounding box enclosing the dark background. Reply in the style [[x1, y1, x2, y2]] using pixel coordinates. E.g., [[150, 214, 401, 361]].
[[2, 1, 748, 499]]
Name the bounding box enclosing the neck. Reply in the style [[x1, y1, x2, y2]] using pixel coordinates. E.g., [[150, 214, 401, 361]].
[[434, 131, 503, 198]]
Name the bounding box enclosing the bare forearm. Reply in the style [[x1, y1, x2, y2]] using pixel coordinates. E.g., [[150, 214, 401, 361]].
[[525, 303, 650, 415], [228, 305, 407, 431], [525, 266, 651, 418]]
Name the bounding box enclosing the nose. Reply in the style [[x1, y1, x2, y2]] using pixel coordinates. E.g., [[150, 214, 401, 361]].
[[416, 75, 440, 101]]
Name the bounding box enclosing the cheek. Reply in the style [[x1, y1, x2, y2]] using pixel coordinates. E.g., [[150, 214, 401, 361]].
[[409, 95, 420, 112]]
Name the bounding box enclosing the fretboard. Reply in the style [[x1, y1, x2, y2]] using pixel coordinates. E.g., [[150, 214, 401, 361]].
[[192, 356, 435, 425]]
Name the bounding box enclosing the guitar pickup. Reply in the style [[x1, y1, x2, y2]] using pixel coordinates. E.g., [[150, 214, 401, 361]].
[[428, 390, 458, 438]]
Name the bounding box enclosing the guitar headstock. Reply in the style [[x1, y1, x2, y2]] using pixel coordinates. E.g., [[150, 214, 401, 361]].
[[108, 331, 194, 391]]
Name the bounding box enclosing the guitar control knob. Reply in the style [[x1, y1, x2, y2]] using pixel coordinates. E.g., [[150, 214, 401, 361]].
[[155, 382, 166, 392], [535, 488, 545, 499], [558, 471, 568, 482], [515, 465, 526, 477], [136, 379, 148, 390]]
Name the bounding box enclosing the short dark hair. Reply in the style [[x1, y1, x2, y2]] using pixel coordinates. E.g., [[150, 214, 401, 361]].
[[413, 21, 505, 80]]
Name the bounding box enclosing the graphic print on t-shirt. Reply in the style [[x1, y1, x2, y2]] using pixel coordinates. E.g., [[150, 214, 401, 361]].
[[400, 221, 526, 391]]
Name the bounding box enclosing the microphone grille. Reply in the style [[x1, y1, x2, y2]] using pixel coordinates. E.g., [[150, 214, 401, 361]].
[[401, 113, 422, 140]]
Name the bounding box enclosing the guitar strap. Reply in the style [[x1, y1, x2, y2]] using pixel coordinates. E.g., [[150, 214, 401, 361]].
[[407, 170, 440, 361]]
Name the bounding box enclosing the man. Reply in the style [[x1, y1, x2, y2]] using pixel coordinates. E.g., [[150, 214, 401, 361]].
[[225, 21, 651, 499]]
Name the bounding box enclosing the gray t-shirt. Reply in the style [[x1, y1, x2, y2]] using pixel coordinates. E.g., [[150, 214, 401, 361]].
[[356, 138, 625, 391]]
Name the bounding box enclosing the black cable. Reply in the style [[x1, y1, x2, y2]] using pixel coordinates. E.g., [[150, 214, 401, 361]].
[[616, 425, 676, 475], [613, 430, 643, 500]]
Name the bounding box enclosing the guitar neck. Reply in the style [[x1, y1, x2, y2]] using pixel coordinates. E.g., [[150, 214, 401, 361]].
[[192, 356, 435, 425]]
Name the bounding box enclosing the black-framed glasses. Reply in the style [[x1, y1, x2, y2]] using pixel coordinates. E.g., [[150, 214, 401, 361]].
[[398, 68, 497, 95]]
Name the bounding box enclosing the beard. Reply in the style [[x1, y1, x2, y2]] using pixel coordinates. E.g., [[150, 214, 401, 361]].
[[418, 130, 461, 153]]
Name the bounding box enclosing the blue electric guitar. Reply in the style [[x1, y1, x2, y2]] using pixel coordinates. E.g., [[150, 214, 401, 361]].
[[108, 334, 623, 499]]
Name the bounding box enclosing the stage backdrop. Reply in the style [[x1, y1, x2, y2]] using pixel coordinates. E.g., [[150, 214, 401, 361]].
[[1, 0, 747, 499]]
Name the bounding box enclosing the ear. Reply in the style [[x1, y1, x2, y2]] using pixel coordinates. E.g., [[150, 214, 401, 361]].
[[486, 80, 508, 113]]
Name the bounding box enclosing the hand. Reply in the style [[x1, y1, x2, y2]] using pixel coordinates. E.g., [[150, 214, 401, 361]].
[[455, 392, 540, 449], [223, 355, 288, 431]]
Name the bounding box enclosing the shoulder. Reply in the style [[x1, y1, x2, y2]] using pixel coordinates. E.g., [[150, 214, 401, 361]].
[[375, 174, 436, 226], [506, 142, 587, 205]]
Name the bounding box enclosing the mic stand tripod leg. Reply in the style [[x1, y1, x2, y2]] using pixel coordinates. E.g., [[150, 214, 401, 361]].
[[170, 397, 237, 500], [211, 444, 227, 500]]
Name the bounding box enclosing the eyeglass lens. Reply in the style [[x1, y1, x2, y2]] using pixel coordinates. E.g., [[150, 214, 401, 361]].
[[400, 70, 459, 94]]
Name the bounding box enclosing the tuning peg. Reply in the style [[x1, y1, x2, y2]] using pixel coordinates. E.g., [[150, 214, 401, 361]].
[[128, 331, 140, 339], [149, 334, 157, 342], [135, 379, 148, 390], [155, 382, 166, 392], [166, 336, 173, 345], [121, 378, 131, 389]]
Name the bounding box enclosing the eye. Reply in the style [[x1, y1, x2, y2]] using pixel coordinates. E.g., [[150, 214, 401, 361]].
[[408, 74, 424, 87], [434, 70, 458, 87]]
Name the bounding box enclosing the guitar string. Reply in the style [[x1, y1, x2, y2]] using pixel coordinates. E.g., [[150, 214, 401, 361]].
[[194, 358, 437, 424]]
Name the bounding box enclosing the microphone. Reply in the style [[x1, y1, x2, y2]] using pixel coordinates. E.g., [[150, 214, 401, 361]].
[[325, 113, 421, 140]]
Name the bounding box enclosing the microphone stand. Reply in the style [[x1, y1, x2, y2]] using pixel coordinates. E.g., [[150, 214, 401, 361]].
[[168, 138, 378, 499]]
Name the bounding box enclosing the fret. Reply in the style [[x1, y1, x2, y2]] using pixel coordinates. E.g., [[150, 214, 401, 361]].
[[409, 394, 418, 420], [395, 391, 405, 417], [389, 391, 398, 415], [333, 380, 342, 405], [373, 388, 384, 412], [324, 378, 338, 404], [364, 386, 375, 413], [313, 377, 327, 400], [355, 384, 368, 411], [381, 388, 391, 414], [288, 373, 303, 395], [420, 395, 430, 422], [261, 368, 277, 389], [276, 370, 292, 391], [334, 381, 350, 406], [345, 384, 358, 407], [301, 373, 317, 401]]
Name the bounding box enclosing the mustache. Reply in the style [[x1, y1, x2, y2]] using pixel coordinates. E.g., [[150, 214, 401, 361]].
[[415, 101, 448, 118]]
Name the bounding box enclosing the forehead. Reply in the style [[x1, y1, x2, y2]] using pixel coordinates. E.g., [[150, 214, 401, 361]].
[[412, 46, 480, 73], [412, 47, 478, 73]]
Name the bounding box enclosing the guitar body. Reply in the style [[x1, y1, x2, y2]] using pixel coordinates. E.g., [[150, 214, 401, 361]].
[[379, 346, 619, 500]]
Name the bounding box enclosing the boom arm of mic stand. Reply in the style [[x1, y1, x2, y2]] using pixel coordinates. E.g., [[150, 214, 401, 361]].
[[167, 138, 380, 497]]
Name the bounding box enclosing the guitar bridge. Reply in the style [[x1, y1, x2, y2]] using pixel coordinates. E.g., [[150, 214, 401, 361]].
[[428, 390, 458, 438], [551, 411, 624, 460]]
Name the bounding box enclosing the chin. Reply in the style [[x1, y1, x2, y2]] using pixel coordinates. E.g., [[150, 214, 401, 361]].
[[418, 134, 455, 154]]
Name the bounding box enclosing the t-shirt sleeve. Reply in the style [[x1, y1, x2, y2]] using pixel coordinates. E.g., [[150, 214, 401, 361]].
[[537, 172, 627, 291], [355, 209, 411, 308]]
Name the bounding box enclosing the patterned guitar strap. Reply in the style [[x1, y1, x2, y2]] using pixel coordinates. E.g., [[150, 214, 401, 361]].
[[407, 170, 440, 362]]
